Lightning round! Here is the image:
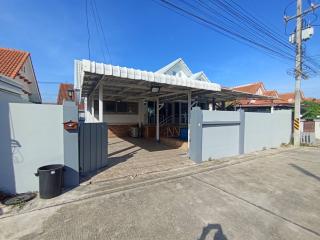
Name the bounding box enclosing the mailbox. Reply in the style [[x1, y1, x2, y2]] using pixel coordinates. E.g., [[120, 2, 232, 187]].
[[63, 120, 78, 131]]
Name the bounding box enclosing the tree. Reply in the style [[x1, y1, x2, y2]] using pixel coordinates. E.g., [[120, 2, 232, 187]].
[[302, 100, 320, 120]]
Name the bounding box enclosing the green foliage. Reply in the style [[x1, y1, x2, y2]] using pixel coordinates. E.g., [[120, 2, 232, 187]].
[[302, 101, 320, 120]]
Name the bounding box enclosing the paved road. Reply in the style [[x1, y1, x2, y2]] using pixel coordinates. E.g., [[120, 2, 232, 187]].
[[1, 147, 319, 240]]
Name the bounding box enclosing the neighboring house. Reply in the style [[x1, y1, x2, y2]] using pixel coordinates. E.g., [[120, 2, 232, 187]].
[[232, 82, 303, 112], [0, 75, 26, 102], [0, 47, 41, 103], [57, 83, 84, 119], [74, 58, 269, 139]]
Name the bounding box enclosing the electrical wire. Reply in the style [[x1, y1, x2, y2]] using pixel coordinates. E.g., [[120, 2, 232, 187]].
[[157, 0, 319, 76], [92, 0, 113, 64], [85, 0, 91, 60], [89, 0, 107, 63]]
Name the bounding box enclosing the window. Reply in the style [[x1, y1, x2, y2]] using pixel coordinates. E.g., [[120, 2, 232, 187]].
[[117, 102, 127, 113], [102, 101, 138, 114], [104, 101, 116, 112], [127, 102, 138, 114]]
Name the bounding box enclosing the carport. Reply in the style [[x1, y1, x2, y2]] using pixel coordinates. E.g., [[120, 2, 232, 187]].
[[74, 59, 270, 147]]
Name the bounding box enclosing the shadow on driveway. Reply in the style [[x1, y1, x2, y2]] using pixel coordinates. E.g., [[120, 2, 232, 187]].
[[289, 163, 320, 182]]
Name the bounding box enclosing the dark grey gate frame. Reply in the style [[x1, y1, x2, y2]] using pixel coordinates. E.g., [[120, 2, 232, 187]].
[[79, 123, 108, 176]]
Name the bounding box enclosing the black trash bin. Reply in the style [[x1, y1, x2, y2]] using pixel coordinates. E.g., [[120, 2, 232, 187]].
[[35, 164, 64, 199]]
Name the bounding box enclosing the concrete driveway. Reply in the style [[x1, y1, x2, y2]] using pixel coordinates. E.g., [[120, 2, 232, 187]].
[[1, 146, 319, 240], [86, 137, 193, 183]]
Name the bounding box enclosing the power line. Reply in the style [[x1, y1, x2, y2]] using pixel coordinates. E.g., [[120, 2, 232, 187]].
[[38, 81, 72, 84], [89, 0, 107, 63], [157, 0, 319, 75], [85, 0, 91, 60], [92, 0, 113, 64]]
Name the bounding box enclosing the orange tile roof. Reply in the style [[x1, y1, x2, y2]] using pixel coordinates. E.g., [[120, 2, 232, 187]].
[[232, 82, 265, 94], [0, 47, 30, 78], [264, 90, 278, 97]]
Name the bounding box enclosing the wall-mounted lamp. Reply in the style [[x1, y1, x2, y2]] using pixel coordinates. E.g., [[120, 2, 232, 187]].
[[67, 89, 74, 100]]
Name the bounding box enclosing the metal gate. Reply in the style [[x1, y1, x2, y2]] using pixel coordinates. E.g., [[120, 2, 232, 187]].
[[79, 123, 108, 176]]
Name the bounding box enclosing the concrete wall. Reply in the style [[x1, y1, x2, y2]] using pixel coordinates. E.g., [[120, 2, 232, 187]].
[[202, 110, 241, 160], [103, 113, 139, 124], [0, 102, 79, 194], [315, 120, 320, 139], [244, 111, 292, 153], [190, 108, 292, 162]]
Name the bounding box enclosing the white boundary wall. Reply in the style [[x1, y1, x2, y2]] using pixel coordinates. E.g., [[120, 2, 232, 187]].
[[190, 108, 292, 162], [0, 102, 79, 194]]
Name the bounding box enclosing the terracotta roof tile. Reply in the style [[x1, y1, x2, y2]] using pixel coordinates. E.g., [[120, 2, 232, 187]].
[[0, 47, 30, 78], [264, 90, 278, 97], [232, 82, 265, 95]]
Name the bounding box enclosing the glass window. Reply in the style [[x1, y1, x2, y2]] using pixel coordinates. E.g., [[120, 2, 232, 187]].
[[127, 102, 138, 114], [116, 102, 128, 113], [104, 101, 116, 113]]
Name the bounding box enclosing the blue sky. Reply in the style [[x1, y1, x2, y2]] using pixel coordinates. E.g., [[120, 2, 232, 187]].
[[1, 0, 320, 102]]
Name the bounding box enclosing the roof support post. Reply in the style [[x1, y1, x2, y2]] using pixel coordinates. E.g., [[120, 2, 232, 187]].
[[187, 90, 191, 151], [221, 101, 226, 111], [99, 83, 104, 122], [91, 95, 95, 123], [156, 97, 160, 142], [138, 99, 144, 128], [212, 98, 216, 111]]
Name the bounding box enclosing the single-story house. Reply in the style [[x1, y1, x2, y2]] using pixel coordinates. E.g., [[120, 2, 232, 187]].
[[0, 47, 42, 103], [74, 58, 269, 143], [231, 82, 304, 112]]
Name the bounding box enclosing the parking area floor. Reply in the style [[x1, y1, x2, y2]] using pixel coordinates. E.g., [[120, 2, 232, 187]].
[[87, 137, 194, 183], [1, 146, 320, 240]]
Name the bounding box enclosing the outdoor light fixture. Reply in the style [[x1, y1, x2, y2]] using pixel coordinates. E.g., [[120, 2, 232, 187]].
[[151, 86, 160, 94], [67, 89, 74, 100]]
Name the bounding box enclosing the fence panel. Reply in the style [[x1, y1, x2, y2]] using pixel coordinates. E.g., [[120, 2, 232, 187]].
[[79, 123, 107, 176]]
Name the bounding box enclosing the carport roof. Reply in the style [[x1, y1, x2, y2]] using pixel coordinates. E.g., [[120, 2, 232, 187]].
[[75, 59, 273, 102]]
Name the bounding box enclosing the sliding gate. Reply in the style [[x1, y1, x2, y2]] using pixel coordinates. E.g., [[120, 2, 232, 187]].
[[79, 122, 108, 177]]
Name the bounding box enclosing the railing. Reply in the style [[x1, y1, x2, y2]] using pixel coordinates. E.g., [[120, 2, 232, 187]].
[[160, 114, 188, 126], [160, 125, 180, 138], [301, 132, 316, 145]]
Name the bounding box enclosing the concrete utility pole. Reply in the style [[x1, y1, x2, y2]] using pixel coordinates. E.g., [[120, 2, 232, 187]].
[[294, 0, 303, 147], [285, 0, 320, 146]]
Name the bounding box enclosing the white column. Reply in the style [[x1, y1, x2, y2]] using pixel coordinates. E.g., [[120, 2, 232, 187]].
[[271, 105, 274, 114], [187, 91, 191, 150], [209, 103, 213, 111], [91, 95, 95, 123], [156, 97, 160, 142], [99, 83, 104, 122], [84, 97, 88, 122]]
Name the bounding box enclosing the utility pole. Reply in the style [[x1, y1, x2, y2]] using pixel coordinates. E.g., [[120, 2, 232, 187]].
[[284, 1, 320, 147], [294, 0, 302, 147]]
